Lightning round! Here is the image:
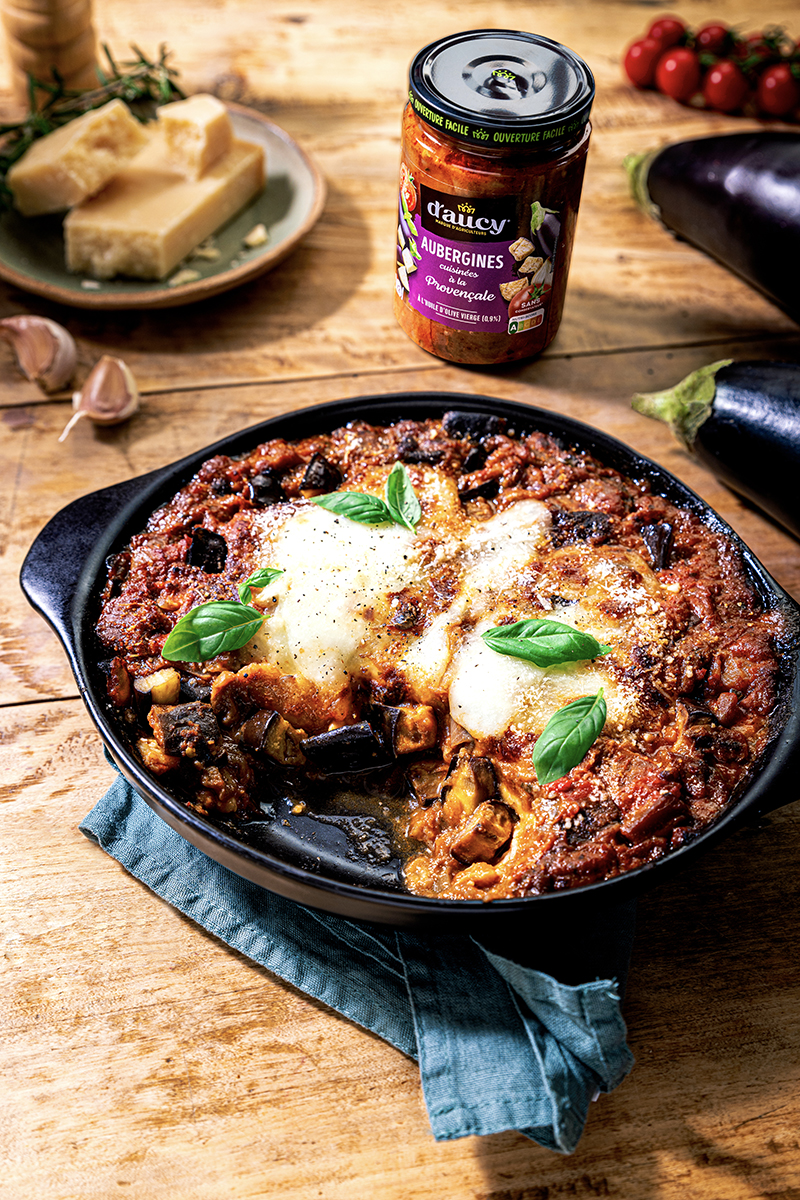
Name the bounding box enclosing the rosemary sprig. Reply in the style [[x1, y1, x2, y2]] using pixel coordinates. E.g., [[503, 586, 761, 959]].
[[0, 43, 185, 209]]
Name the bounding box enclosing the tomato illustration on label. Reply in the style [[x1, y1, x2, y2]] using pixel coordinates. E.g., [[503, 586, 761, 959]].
[[397, 162, 422, 295], [400, 163, 418, 214]]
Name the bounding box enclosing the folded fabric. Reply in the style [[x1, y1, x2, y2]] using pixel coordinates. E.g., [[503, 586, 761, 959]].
[[80, 773, 635, 1153]]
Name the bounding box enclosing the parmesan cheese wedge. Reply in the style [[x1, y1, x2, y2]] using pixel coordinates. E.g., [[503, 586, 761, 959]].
[[64, 130, 265, 280], [7, 99, 148, 216], [157, 93, 234, 180]]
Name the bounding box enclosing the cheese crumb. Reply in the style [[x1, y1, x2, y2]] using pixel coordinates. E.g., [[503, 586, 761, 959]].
[[243, 223, 269, 248], [168, 268, 202, 287], [190, 238, 221, 261]]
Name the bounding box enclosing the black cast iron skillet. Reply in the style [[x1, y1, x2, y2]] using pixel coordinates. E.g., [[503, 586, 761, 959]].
[[20, 392, 800, 936]]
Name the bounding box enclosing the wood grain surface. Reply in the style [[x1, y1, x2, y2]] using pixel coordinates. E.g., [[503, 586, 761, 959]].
[[2, 1, 800, 1197]]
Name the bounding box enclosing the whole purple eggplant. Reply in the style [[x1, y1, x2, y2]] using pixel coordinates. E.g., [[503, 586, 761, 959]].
[[633, 360, 800, 539], [534, 211, 560, 260], [626, 132, 800, 324]]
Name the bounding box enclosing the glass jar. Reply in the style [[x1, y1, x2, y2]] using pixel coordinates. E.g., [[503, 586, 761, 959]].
[[394, 30, 595, 365]]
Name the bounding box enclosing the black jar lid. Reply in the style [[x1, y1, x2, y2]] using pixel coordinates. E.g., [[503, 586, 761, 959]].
[[408, 29, 595, 149]]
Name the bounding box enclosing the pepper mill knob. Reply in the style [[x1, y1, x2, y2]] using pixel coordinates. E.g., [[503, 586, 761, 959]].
[[1, 0, 98, 105]]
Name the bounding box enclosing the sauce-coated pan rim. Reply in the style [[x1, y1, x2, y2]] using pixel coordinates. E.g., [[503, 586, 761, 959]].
[[20, 391, 800, 929]]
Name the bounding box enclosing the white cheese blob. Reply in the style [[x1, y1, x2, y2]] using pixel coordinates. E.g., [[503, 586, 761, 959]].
[[448, 622, 627, 740], [397, 499, 552, 695], [246, 503, 420, 686]]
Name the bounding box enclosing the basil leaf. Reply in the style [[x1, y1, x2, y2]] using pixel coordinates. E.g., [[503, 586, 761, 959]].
[[533, 690, 607, 786], [238, 566, 283, 605], [312, 466, 422, 532], [162, 601, 265, 663], [385, 462, 422, 532], [482, 618, 611, 668], [312, 491, 393, 525]]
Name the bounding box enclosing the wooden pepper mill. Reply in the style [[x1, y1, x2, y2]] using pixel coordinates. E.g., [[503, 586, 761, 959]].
[[1, 0, 98, 105]]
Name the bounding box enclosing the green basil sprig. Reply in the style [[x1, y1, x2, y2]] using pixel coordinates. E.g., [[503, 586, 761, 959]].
[[533, 690, 607, 786], [481, 618, 610, 669], [162, 568, 283, 663], [385, 461, 422, 531], [312, 462, 421, 532], [238, 566, 283, 604], [312, 490, 393, 526]]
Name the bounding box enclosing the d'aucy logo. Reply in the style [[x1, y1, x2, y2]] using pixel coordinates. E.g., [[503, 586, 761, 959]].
[[421, 184, 517, 243]]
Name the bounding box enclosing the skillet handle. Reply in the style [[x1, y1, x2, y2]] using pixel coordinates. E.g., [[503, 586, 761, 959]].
[[20, 468, 167, 650]]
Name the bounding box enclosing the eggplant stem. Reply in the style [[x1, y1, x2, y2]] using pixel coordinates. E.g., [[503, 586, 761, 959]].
[[632, 360, 733, 451], [623, 149, 662, 222]]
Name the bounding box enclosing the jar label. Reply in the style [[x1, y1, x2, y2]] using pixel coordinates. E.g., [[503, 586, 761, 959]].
[[396, 167, 561, 336]]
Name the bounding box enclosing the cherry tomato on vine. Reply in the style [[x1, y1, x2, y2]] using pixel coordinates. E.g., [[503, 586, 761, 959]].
[[695, 22, 731, 56], [735, 32, 779, 67], [757, 63, 800, 116], [624, 36, 664, 87], [703, 60, 750, 111], [647, 15, 687, 49], [655, 47, 701, 101]]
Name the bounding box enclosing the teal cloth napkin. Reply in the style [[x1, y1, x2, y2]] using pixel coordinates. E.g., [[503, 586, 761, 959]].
[[80, 773, 635, 1153]]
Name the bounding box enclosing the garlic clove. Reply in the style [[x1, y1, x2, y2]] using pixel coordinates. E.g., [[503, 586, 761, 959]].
[[0, 315, 77, 393], [58, 355, 140, 443]]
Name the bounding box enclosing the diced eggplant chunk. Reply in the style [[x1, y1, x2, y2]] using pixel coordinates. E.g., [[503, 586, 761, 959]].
[[187, 527, 227, 573], [640, 521, 674, 570], [442, 411, 505, 442], [134, 667, 181, 707], [300, 453, 342, 495], [462, 445, 488, 472], [459, 477, 499, 503], [441, 754, 496, 822], [394, 705, 438, 754], [396, 434, 445, 464], [237, 709, 306, 766], [680, 699, 720, 726], [406, 759, 449, 806], [300, 721, 392, 774], [149, 701, 220, 761], [247, 470, 286, 507], [451, 801, 515, 864], [619, 791, 689, 841], [179, 676, 212, 703], [551, 509, 612, 545], [211, 476, 232, 495], [367, 703, 438, 756]]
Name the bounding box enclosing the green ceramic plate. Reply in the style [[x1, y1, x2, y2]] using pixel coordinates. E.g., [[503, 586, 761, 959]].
[[0, 102, 325, 309]]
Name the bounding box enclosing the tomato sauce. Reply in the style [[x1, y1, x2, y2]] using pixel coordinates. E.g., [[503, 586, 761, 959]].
[[394, 30, 595, 365]]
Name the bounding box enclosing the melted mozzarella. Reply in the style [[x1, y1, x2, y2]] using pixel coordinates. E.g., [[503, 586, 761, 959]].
[[245, 502, 420, 686], [240, 473, 667, 741], [397, 499, 552, 695], [448, 622, 626, 740]]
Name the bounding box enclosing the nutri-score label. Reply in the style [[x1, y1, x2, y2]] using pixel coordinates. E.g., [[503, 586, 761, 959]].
[[396, 164, 561, 336]]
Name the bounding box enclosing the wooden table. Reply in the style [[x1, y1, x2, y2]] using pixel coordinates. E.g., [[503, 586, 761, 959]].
[[3, 2, 800, 1196]]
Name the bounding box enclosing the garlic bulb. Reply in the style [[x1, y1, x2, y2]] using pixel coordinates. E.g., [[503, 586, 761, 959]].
[[58, 355, 140, 443], [0, 315, 77, 393]]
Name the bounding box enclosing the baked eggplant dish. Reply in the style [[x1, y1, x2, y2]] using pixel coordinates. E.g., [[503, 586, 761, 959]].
[[96, 411, 787, 901]]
